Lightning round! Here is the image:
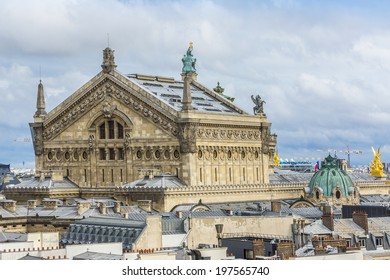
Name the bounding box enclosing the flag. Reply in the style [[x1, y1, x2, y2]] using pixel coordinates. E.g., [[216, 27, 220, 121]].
[[314, 161, 319, 172]]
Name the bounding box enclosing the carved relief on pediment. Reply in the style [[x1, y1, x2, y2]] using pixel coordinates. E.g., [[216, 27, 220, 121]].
[[42, 78, 178, 141]]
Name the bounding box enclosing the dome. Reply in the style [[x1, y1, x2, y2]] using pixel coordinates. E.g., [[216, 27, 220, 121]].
[[308, 155, 354, 197]]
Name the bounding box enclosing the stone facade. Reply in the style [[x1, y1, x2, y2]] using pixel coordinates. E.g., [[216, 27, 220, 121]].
[[30, 47, 277, 191]]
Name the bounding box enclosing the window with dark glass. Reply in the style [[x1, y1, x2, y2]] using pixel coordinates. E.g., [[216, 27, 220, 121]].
[[108, 120, 115, 139], [99, 123, 106, 139], [99, 148, 106, 160], [109, 148, 115, 160], [118, 148, 124, 160], [117, 123, 124, 139]]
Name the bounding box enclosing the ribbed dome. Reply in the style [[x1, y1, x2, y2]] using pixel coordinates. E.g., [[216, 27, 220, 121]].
[[308, 155, 353, 197]]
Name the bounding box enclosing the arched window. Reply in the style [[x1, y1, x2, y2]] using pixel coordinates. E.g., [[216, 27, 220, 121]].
[[315, 190, 320, 200], [99, 123, 105, 139], [336, 190, 341, 199], [98, 119, 125, 140]]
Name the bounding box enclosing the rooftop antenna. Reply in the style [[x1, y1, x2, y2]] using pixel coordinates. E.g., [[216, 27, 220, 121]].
[[107, 33, 110, 48], [39, 65, 42, 82]]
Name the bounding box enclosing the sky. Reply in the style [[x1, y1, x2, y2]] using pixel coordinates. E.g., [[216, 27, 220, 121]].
[[1, 0, 390, 168]]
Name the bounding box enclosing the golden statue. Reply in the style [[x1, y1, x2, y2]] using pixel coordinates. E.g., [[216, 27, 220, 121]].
[[370, 147, 385, 177], [274, 150, 281, 167]]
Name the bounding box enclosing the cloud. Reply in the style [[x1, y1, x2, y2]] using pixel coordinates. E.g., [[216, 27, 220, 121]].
[[1, 0, 390, 167]]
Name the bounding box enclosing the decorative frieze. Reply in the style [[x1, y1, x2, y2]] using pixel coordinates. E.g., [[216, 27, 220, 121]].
[[197, 146, 261, 161], [196, 127, 261, 141]]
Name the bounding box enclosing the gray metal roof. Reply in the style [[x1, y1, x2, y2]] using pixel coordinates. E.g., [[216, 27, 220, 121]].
[[121, 174, 187, 189], [282, 207, 323, 219], [126, 75, 242, 114], [73, 251, 123, 260], [61, 217, 146, 249], [0, 232, 28, 243], [0, 203, 124, 220], [304, 220, 332, 235], [360, 194, 390, 206], [269, 173, 313, 184], [270, 170, 375, 184], [5, 176, 79, 190]]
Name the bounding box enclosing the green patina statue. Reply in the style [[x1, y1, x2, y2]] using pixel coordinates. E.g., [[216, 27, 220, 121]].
[[213, 82, 235, 102], [182, 42, 197, 73]]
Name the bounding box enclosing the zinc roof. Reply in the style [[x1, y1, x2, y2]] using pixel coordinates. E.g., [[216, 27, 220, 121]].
[[126, 75, 242, 114]]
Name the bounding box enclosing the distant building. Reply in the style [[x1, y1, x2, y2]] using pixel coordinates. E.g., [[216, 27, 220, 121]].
[[0, 164, 10, 176]]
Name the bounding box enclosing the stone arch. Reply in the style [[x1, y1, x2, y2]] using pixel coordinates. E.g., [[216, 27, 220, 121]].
[[87, 109, 133, 129], [290, 197, 315, 208]]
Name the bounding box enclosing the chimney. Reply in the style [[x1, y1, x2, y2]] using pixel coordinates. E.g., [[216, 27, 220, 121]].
[[99, 202, 107, 215], [76, 201, 91, 215], [114, 201, 121, 213], [352, 211, 369, 234], [43, 200, 58, 210], [2, 200, 17, 212], [321, 206, 334, 231], [176, 211, 183, 219], [271, 201, 282, 212], [137, 200, 152, 212], [123, 213, 129, 219], [28, 200, 37, 209], [51, 171, 64, 181]]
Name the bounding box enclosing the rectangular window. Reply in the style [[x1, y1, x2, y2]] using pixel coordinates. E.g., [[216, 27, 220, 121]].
[[229, 168, 232, 182], [359, 239, 365, 247], [117, 123, 124, 139], [215, 167, 218, 182], [256, 167, 259, 181], [118, 148, 124, 160], [99, 148, 106, 160], [109, 148, 115, 160], [102, 169, 105, 182], [243, 167, 246, 181], [376, 238, 383, 246], [84, 169, 87, 182], [99, 123, 105, 139], [111, 169, 114, 182], [200, 168, 202, 182], [108, 120, 115, 139], [120, 169, 123, 182]]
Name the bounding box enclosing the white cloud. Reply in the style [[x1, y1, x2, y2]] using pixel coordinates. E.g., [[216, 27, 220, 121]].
[[2, 0, 390, 167]]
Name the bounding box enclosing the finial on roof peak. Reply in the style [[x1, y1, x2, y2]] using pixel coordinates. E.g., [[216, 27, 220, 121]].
[[101, 47, 117, 74]]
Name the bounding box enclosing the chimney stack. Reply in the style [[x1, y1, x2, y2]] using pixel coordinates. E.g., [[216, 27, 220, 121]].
[[76, 201, 91, 215], [352, 211, 369, 234], [28, 200, 37, 209], [321, 205, 334, 231], [271, 201, 282, 212]]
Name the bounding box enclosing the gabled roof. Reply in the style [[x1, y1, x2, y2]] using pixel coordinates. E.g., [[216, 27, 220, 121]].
[[126, 74, 245, 114]]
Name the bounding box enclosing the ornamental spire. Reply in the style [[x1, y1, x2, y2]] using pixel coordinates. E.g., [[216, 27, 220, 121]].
[[34, 80, 47, 119]]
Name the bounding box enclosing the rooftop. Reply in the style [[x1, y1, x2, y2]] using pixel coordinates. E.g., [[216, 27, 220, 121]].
[[126, 74, 243, 115]]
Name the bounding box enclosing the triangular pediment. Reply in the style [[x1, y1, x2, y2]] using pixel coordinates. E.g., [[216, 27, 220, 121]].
[[42, 71, 179, 141]]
